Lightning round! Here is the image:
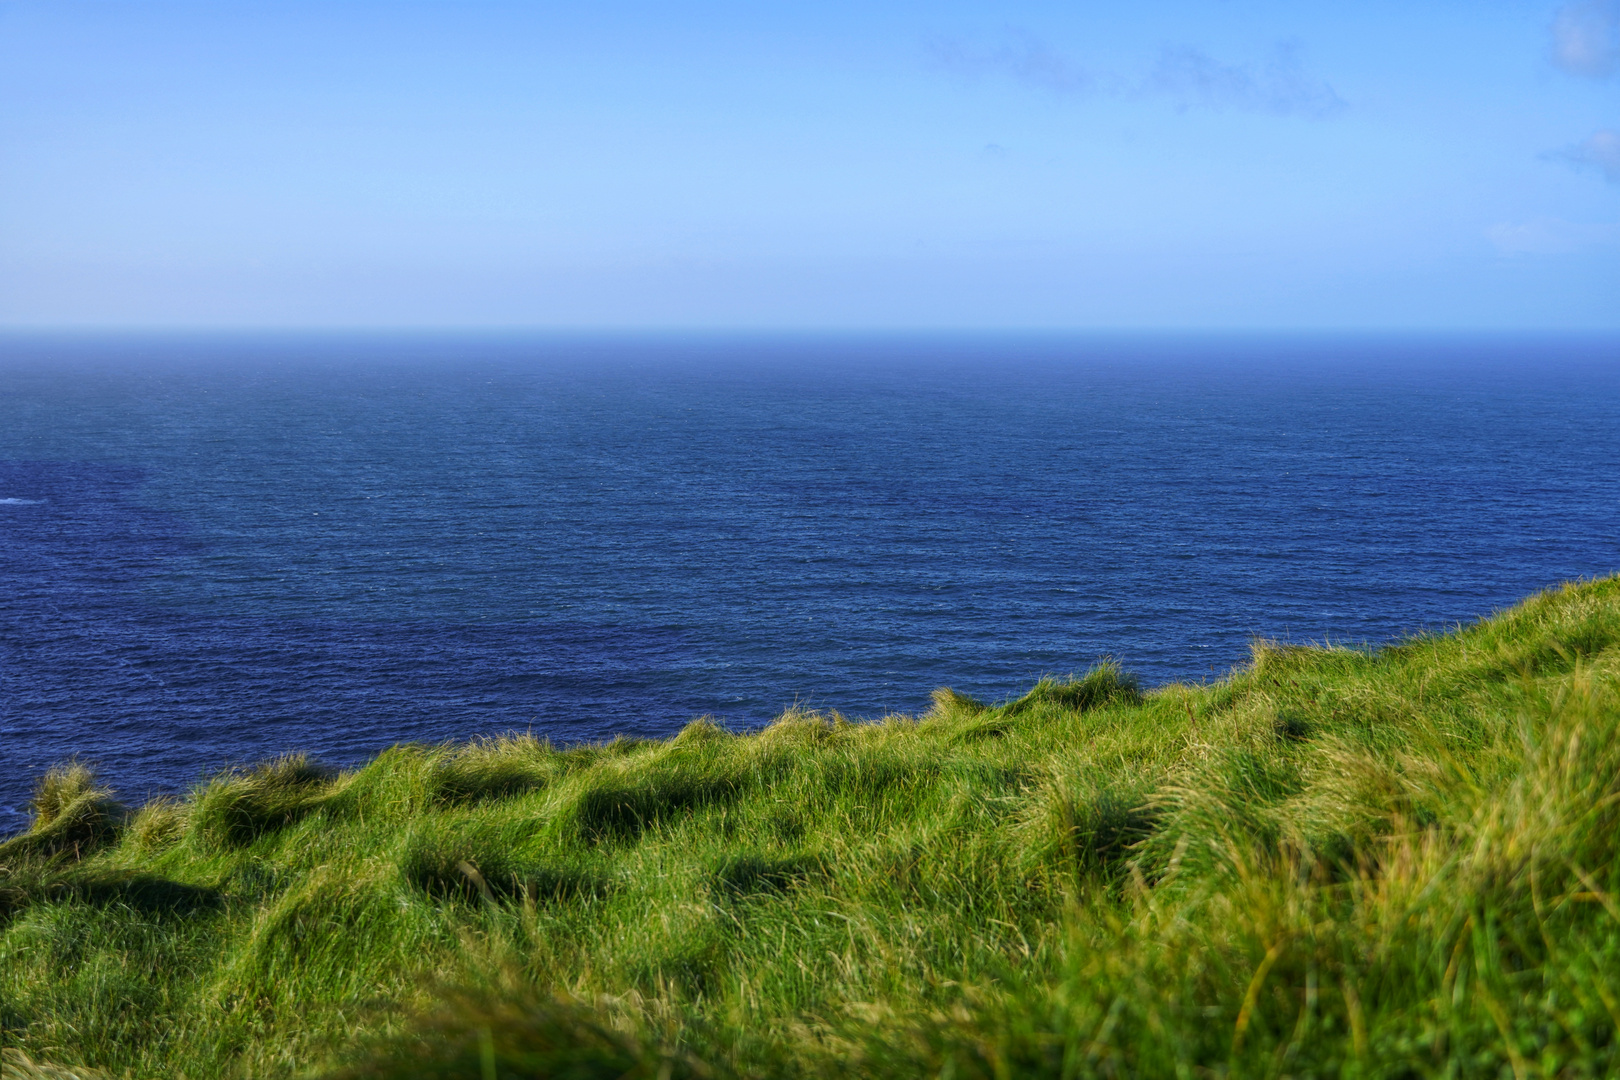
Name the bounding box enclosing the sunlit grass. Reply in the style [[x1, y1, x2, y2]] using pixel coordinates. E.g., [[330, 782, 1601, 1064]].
[[4, 576, 1620, 1077]]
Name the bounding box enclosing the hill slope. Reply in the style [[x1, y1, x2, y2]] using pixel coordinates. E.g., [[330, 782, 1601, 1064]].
[[4, 577, 1620, 1078]]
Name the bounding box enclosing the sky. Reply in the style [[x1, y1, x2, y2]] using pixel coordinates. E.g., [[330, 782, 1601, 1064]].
[[0, 0, 1617, 330]]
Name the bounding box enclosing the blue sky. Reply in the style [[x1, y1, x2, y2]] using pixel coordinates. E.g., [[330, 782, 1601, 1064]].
[[1, 1, 1616, 329]]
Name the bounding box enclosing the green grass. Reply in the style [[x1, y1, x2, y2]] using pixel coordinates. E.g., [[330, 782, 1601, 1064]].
[[5, 577, 1620, 1078]]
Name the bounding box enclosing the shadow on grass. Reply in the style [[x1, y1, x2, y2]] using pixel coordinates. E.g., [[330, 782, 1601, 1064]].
[[570, 773, 746, 844], [401, 839, 607, 906], [710, 853, 822, 899], [1, 870, 223, 924], [322, 990, 706, 1080], [66, 873, 225, 915]]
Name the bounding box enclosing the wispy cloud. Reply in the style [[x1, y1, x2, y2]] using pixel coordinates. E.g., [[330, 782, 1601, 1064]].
[[925, 32, 1344, 120], [1551, 1, 1620, 77], [1487, 216, 1620, 254], [1145, 43, 1346, 119], [1545, 128, 1620, 182], [926, 31, 1100, 95]]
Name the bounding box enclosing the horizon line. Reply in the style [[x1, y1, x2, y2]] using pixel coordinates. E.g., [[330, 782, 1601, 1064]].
[[4, 325, 1620, 338]]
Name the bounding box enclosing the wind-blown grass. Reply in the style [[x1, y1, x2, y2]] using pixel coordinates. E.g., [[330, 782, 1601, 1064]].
[[3, 577, 1620, 1078], [0, 764, 123, 865]]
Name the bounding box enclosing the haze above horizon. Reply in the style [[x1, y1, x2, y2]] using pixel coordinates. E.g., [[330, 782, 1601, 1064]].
[[3, 1, 1618, 331]]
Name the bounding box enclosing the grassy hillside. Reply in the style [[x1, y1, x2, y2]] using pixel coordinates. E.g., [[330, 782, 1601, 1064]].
[[4, 577, 1620, 1078]]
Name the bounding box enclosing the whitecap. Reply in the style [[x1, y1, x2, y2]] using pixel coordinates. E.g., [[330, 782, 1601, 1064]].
[[0, 497, 44, 505]]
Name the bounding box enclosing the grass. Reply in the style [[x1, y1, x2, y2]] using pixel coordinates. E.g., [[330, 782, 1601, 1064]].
[[3, 576, 1620, 1078]]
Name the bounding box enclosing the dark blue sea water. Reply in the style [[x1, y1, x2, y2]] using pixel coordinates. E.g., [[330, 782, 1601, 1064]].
[[3, 333, 1618, 827]]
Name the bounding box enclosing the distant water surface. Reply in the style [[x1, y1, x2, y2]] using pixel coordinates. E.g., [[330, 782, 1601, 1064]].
[[2, 334, 1617, 825]]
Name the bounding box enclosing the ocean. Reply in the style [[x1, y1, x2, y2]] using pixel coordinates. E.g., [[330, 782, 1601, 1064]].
[[2, 333, 1617, 827]]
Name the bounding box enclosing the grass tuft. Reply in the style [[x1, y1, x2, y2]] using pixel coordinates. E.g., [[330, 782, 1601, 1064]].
[[189, 753, 337, 850], [425, 737, 553, 806], [27, 763, 103, 829], [672, 716, 732, 746], [1001, 660, 1142, 716], [0, 764, 123, 863], [124, 798, 186, 852], [928, 686, 988, 720]]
